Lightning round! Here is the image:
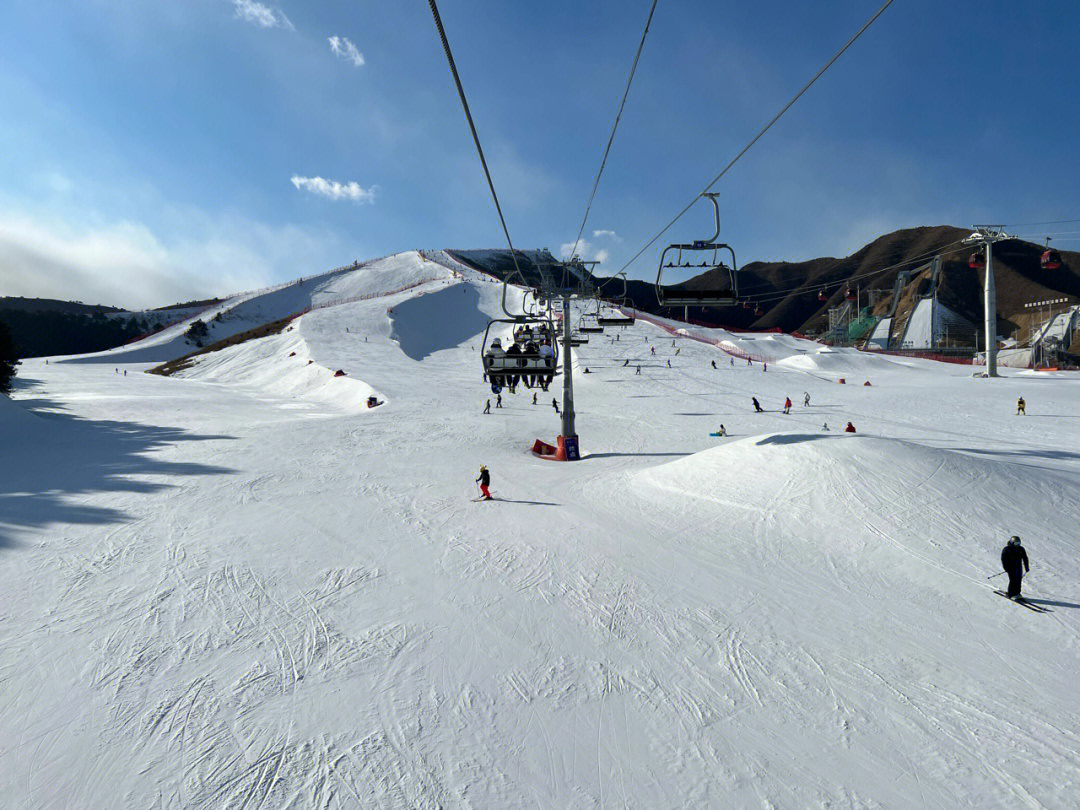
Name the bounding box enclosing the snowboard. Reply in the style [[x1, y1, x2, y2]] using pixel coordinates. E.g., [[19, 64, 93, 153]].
[[709, 432, 727, 437], [994, 590, 1050, 612]]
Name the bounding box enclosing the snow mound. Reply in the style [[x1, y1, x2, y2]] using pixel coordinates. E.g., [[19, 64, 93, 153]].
[[634, 432, 1079, 579], [173, 328, 381, 414], [775, 346, 907, 374]]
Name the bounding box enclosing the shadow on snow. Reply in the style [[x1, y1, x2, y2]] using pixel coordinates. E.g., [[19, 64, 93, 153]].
[[0, 392, 235, 550]]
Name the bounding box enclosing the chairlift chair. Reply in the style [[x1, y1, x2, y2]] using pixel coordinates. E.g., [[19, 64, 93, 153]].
[[596, 272, 636, 326], [656, 194, 739, 307], [969, 251, 986, 270], [817, 289, 828, 302]]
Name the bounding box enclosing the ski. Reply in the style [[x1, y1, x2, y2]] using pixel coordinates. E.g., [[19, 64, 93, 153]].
[[994, 590, 1050, 612]]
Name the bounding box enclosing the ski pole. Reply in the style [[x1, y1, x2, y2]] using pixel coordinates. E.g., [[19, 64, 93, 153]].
[[987, 571, 1006, 579]]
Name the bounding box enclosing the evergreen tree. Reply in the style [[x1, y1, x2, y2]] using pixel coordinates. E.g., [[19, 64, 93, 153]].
[[0, 321, 19, 393]]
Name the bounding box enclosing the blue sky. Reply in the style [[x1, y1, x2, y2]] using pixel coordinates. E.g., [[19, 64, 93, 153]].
[[1, 0, 1078, 308]]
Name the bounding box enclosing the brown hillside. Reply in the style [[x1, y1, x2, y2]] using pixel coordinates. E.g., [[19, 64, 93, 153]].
[[688, 226, 1080, 338]]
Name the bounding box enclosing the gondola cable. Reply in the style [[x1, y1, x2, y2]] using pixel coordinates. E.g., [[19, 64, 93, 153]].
[[567, 0, 660, 264], [618, 0, 897, 277]]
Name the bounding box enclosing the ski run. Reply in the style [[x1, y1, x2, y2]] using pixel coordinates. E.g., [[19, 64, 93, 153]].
[[4, 250, 1080, 808]]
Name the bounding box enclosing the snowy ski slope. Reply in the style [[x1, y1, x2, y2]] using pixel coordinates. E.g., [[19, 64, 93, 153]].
[[4, 250, 1080, 808]]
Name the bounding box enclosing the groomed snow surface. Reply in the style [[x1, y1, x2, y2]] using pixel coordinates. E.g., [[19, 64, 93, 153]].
[[4, 251, 1080, 808]]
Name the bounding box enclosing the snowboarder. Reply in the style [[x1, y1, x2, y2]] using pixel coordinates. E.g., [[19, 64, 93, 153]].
[[711, 360, 717, 369], [1001, 536, 1030, 598], [716, 424, 727, 437], [496, 393, 503, 408], [553, 398, 560, 414], [636, 365, 641, 375], [666, 359, 671, 368], [584, 367, 592, 374], [675, 348, 680, 356], [730, 358, 734, 366], [1017, 396, 1026, 415], [803, 392, 811, 407], [483, 399, 491, 414], [783, 397, 792, 414], [623, 359, 629, 367], [752, 397, 763, 413], [845, 422, 856, 433], [822, 423, 830, 431], [532, 392, 538, 405], [475, 465, 492, 500]]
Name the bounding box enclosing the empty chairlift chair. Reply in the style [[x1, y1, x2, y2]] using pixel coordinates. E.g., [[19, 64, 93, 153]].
[[655, 193, 739, 308]]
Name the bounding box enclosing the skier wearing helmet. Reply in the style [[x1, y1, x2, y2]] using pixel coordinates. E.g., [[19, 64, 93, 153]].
[[1001, 536, 1030, 599], [475, 466, 492, 500]]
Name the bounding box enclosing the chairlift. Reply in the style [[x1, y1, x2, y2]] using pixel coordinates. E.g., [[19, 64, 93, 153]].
[[754, 304, 763, 317], [969, 251, 985, 270], [844, 287, 856, 301], [656, 193, 739, 307], [1042, 238, 1063, 270], [817, 289, 828, 302], [596, 272, 636, 326], [742, 301, 752, 310]]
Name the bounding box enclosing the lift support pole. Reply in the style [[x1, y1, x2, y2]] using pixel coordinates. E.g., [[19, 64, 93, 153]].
[[965, 226, 1012, 377], [559, 294, 579, 459]]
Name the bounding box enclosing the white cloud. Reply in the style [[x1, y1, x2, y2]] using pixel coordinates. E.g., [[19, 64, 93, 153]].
[[592, 229, 621, 242], [0, 210, 349, 310], [559, 239, 608, 265], [328, 36, 365, 67], [291, 175, 377, 204], [231, 0, 294, 30]]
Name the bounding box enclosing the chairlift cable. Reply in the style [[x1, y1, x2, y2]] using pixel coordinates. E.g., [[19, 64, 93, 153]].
[[617, 0, 897, 276], [427, 0, 524, 279], [567, 0, 659, 264]]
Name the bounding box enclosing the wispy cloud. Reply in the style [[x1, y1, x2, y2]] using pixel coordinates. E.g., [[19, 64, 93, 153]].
[[559, 239, 608, 265], [231, 0, 294, 30], [329, 36, 365, 67], [0, 210, 349, 310], [291, 175, 377, 204], [592, 229, 621, 242]]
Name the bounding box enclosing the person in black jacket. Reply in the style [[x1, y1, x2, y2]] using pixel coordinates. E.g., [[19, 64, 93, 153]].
[[1001, 536, 1030, 598], [475, 465, 492, 500]]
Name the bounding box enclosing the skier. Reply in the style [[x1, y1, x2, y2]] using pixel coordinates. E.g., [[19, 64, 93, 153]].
[[783, 397, 792, 414], [763, 363, 767, 373], [1001, 536, 1030, 599], [623, 359, 629, 367], [1017, 396, 1026, 415], [553, 398, 560, 414], [496, 393, 503, 408], [666, 359, 671, 368], [752, 397, 763, 413], [475, 465, 492, 500], [675, 348, 680, 356], [747, 358, 752, 366], [804, 392, 811, 407], [532, 392, 538, 405], [651, 346, 656, 355], [845, 422, 856, 433], [822, 423, 830, 431], [730, 358, 734, 366], [483, 399, 491, 414], [711, 360, 717, 369], [636, 365, 641, 375]]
